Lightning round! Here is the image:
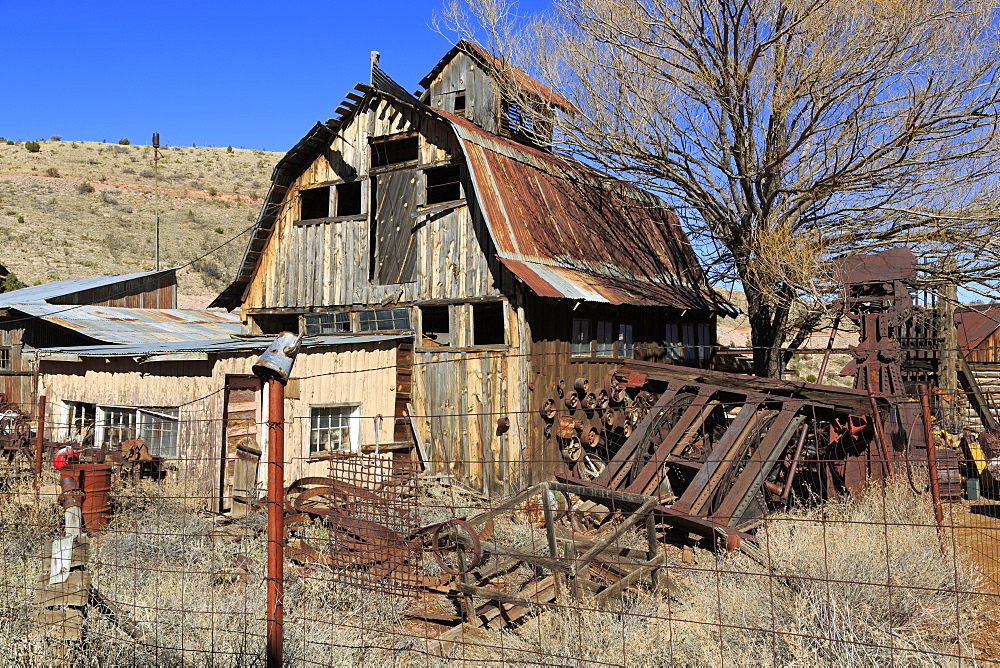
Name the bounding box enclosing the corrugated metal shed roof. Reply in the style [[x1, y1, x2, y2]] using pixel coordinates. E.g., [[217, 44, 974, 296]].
[[955, 305, 1000, 353], [0, 267, 179, 307], [11, 304, 244, 344], [36, 333, 410, 358]]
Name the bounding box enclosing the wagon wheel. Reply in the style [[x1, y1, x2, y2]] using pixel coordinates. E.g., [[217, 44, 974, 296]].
[[430, 519, 484, 575], [628, 393, 696, 484], [706, 410, 779, 519]]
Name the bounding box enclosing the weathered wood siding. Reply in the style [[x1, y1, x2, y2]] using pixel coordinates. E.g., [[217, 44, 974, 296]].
[[48, 271, 177, 309], [38, 342, 398, 490], [242, 98, 501, 312], [425, 52, 500, 134], [411, 298, 529, 495]]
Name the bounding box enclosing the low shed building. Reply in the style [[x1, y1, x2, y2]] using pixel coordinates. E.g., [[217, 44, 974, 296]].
[[37, 333, 409, 513]]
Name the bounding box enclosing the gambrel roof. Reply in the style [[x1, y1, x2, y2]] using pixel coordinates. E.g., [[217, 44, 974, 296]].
[[212, 48, 733, 314]]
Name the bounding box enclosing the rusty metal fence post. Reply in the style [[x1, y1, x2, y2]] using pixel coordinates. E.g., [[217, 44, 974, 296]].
[[252, 332, 301, 668], [917, 384, 945, 539]]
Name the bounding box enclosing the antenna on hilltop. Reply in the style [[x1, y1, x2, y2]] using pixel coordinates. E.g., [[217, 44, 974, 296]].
[[152, 132, 160, 271]]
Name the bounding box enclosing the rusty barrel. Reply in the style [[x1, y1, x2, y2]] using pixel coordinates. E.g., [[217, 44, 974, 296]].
[[60, 463, 112, 533]]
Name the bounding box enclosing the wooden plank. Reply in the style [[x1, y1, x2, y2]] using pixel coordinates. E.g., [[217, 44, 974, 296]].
[[406, 403, 430, 471], [34, 607, 83, 641], [592, 553, 665, 604], [35, 570, 90, 607]]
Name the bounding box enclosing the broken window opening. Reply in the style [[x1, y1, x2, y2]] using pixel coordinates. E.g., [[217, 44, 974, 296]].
[[252, 313, 300, 335], [0, 347, 9, 370], [299, 186, 331, 220], [572, 318, 592, 356], [371, 136, 419, 168], [472, 302, 505, 346], [454, 92, 467, 116], [304, 311, 351, 334], [425, 165, 462, 205], [65, 401, 96, 446], [420, 305, 451, 347], [359, 307, 411, 332], [335, 181, 363, 217]]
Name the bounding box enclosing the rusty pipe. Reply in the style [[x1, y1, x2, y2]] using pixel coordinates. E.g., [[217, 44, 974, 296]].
[[266, 378, 285, 667], [917, 384, 946, 540], [780, 424, 810, 502], [34, 396, 45, 485], [867, 393, 895, 477]]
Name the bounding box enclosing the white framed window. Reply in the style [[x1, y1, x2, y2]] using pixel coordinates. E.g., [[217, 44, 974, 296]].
[[572, 318, 592, 356], [596, 321, 615, 357], [94, 405, 179, 457], [619, 324, 634, 359], [308, 404, 361, 456], [64, 401, 96, 445]]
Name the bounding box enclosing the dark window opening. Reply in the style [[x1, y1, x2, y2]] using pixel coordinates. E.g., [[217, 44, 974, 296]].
[[420, 305, 451, 347], [454, 93, 466, 115], [335, 181, 362, 217], [253, 313, 300, 335], [304, 312, 350, 334], [425, 165, 461, 205], [371, 136, 419, 168], [0, 347, 9, 370], [359, 307, 411, 331], [473, 302, 505, 345], [300, 186, 330, 220], [572, 318, 592, 356]]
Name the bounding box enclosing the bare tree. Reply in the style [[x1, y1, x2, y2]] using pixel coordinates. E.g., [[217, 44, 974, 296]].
[[439, 0, 1000, 377]]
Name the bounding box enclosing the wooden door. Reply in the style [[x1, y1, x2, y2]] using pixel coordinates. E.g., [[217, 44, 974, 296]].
[[372, 169, 420, 284], [221, 376, 262, 515]]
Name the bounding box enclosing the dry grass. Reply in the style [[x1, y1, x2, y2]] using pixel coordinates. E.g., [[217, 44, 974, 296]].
[[0, 139, 280, 296], [462, 476, 983, 666], [0, 473, 984, 665]]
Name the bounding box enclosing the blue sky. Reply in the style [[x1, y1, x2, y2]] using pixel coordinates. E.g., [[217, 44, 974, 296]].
[[0, 0, 522, 151]]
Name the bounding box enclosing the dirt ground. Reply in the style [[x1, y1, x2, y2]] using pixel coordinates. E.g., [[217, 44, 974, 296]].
[[945, 498, 1000, 659]]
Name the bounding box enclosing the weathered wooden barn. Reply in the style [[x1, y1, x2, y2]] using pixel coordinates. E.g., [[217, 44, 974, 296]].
[[956, 304, 1000, 430], [211, 42, 735, 495], [37, 333, 408, 513], [0, 268, 180, 410]]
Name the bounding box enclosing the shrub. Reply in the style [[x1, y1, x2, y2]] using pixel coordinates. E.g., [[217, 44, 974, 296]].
[[118, 138, 130, 145], [16, 215, 24, 224], [214, 227, 224, 234], [226, 145, 233, 153], [76, 182, 96, 194], [5, 141, 13, 145], [23, 141, 40, 153], [0, 137, 5, 142], [50, 135, 62, 141], [2, 273, 24, 292], [139, 169, 155, 179], [208, 187, 218, 197], [43, 167, 60, 178]]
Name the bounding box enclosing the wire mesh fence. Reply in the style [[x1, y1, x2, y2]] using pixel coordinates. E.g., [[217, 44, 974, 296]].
[[0, 378, 997, 666]]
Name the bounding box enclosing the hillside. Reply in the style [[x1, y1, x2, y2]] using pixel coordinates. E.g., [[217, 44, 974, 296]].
[[0, 137, 282, 303]]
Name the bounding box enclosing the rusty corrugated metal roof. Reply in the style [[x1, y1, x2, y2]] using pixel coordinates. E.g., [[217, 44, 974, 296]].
[[446, 112, 735, 313], [955, 304, 1000, 353], [11, 304, 244, 344]]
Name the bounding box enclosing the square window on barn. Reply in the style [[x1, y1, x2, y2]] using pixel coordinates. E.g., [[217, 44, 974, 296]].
[[0, 347, 9, 370], [304, 311, 351, 334], [472, 302, 505, 346], [299, 186, 331, 220], [138, 407, 180, 459], [619, 323, 634, 359], [97, 406, 138, 448], [359, 307, 411, 331], [595, 320, 615, 357], [308, 405, 359, 455], [453, 92, 467, 116], [665, 323, 682, 360], [420, 305, 451, 347], [65, 401, 96, 445], [424, 165, 462, 205], [572, 318, 592, 356], [335, 181, 363, 217], [371, 135, 419, 168]]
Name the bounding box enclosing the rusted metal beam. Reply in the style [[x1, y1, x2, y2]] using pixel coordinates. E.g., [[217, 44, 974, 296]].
[[918, 384, 945, 541]]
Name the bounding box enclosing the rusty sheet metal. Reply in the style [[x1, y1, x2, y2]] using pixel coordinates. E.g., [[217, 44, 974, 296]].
[[447, 113, 735, 313], [0, 268, 178, 308], [955, 304, 1000, 354], [10, 303, 243, 344]]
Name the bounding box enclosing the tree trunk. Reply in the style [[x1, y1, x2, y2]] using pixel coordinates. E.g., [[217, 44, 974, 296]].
[[744, 284, 791, 378]]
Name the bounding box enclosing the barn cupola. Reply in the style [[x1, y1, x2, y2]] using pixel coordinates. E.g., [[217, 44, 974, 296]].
[[418, 40, 573, 149]]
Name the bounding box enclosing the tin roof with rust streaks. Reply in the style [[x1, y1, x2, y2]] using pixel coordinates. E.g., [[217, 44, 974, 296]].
[[445, 112, 734, 312], [955, 304, 1000, 353], [9, 304, 244, 345]]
